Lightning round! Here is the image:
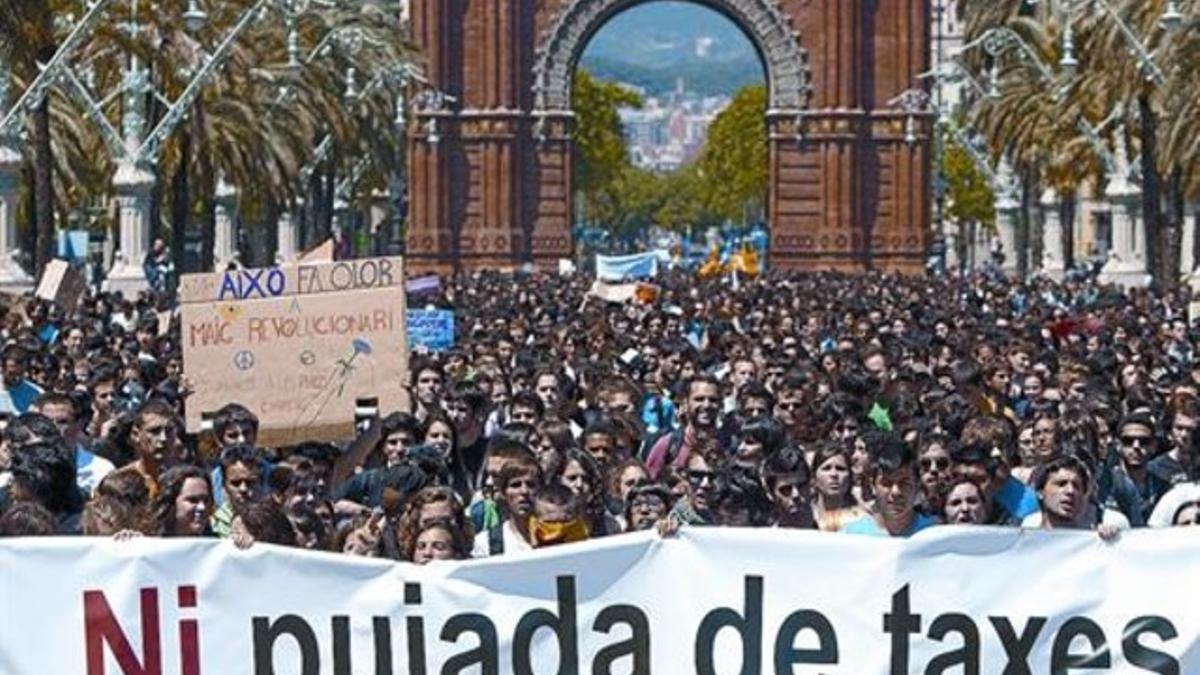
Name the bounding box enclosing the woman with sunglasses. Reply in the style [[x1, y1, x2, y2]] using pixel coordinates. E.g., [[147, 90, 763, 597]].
[[810, 440, 867, 532]]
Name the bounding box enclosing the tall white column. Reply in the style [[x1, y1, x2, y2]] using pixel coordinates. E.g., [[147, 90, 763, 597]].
[[942, 218, 960, 273], [1039, 188, 1065, 280], [275, 209, 297, 264], [0, 143, 32, 290], [104, 160, 153, 295], [996, 188, 1021, 277], [1181, 202, 1195, 276], [213, 178, 237, 270], [1099, 157, 1151, 288], [368, 191, 390, 256]]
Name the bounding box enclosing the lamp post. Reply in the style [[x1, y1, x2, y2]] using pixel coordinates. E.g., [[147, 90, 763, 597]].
[[889, 88, 952, 273], [1, 0, 322, 290], [280, 33, 419, 262], [0, 0, 118, 287]]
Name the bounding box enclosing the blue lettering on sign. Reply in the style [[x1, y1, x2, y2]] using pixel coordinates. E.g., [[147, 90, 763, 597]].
[[217, 268, 288, 300]]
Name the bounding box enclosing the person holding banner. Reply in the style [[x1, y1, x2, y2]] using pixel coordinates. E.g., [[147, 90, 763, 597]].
[[760, 445, 816, 529], [841, 437, 938, 538], [148, 465, 214, 537], [1022, 454, 1130, 536], [942, 479, 989, 525], [810, 442, 868, 532], [211, 444, 264, 538], [472, 451, 542, 557], [410, 520, 472, 563]]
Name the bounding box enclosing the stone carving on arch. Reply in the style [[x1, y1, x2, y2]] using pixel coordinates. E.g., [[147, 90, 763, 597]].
[[532, 0, 810, 112]]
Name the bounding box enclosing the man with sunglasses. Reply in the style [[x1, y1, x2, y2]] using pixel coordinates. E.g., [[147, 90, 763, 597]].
[[1115, 413, 1156, 507], [666, 451, 721, 526], [772, 375, 807, 441], [761, 446, 815, 528]]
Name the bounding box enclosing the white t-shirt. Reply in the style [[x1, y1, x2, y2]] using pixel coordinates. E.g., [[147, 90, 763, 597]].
[[1020, 505, 1130, 531], [471, 520, 533, 558]]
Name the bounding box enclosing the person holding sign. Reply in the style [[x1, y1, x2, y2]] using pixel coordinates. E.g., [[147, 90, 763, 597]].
[[841, 436, 938, 538]]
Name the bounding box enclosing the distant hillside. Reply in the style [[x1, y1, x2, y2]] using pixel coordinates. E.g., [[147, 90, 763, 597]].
[[579, 1, 765, 97], [581, 55, 763, 98]]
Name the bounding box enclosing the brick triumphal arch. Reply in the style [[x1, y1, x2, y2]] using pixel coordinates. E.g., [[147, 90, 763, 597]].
[[406, 0, 931, 272]]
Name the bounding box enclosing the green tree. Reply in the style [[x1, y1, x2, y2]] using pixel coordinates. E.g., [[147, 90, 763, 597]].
[[573, 69, 642, 220], [696, 84, 767, 223], [0, 0, 59, 271], [943, 137, 997, 269]]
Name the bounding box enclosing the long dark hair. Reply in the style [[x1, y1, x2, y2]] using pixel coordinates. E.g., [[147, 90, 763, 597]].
[[149, 465, 212, 536]]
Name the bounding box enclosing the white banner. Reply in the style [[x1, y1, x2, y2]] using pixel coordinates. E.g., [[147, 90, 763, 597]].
[[2, 527, 1198, 674], [595, 252, 660, 281]]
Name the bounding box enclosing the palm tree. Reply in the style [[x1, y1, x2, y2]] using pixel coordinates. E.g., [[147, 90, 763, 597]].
[[0, 0, 61, 274], [960, 0, 1200, 286], [3, 0, 415, 274]]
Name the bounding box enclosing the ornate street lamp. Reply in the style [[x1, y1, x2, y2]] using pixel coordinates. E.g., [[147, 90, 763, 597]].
[[183, 0, 208, 34]]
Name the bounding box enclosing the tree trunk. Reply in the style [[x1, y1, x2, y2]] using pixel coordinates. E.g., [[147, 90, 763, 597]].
[[199, 164, 215, 271], [170, 131, 191, 274], [1167, 168, 1184, 285], [1060, 192, 1075, 271], [1018, 165, 1036, 279], [1138, 94, 1164, 287], [194, 105, 215, 269], [148, 92, 164, 247], [1193, 203, 1200, 277], [32, 95, 54, 272]]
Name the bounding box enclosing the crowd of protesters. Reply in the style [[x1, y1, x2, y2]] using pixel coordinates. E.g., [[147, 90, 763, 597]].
[[1, 266, 1199, 565]]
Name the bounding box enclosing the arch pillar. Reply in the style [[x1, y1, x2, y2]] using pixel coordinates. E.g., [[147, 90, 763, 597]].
[[407, 0, 930, 274]]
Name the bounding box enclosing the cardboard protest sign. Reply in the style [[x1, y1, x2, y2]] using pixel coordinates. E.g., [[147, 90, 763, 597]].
[[180, 257, 409, 445], [406, 309, 454, 352], [35, 260, 86, 312], [299, 239, 334, 263]]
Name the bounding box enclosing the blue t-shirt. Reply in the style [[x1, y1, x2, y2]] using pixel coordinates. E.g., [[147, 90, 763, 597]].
[[9, 379, 45, 414], [841, 512, 939, 537], [641, 394, 677, 435], [995, 475, 1040, 520]]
